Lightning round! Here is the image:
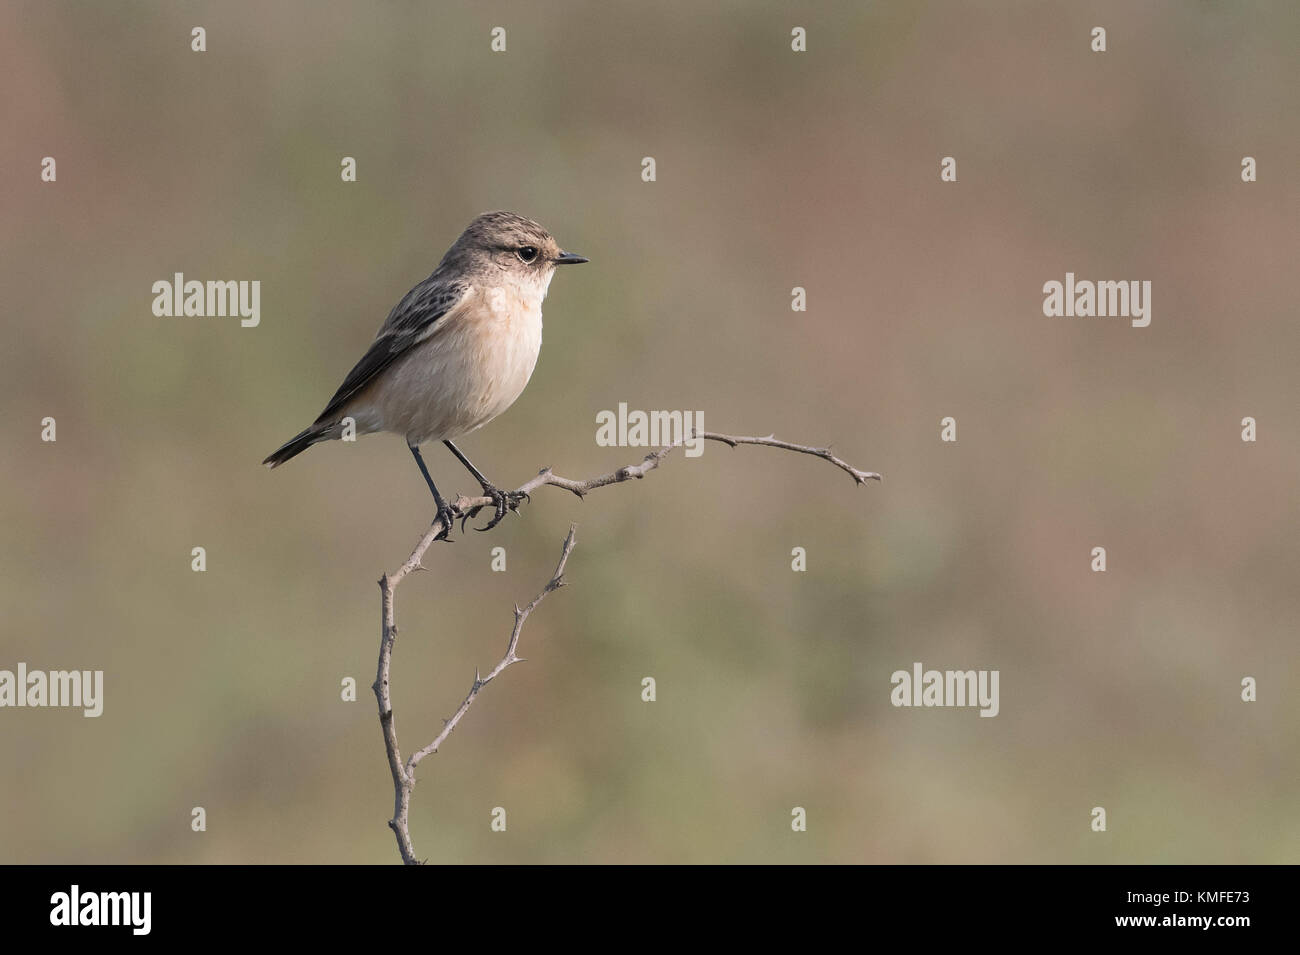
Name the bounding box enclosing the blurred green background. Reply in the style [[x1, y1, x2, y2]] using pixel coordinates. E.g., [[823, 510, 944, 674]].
[[2, 1, 1297, 863]]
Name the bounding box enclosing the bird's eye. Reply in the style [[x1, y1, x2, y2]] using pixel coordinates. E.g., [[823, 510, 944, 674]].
[[516, 246, 539, 264]]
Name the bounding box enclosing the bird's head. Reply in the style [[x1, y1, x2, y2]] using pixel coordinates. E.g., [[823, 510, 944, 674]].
[[443, 211, 587, 286]]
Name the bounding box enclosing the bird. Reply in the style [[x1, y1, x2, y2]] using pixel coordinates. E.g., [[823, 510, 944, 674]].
[[263, 211, 588, 538]]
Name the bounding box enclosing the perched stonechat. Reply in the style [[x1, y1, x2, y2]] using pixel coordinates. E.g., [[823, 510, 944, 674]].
[[263, 211, 588, 537]]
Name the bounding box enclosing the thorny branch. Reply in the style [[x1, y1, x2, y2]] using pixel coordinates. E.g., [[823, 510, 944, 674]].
[[372, 430, 879, 864]]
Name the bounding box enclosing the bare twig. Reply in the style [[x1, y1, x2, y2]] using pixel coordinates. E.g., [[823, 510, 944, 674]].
[[426, 430, 877, 560], [374, 429, 877, 864], [373, 527, 576, 865], [408, 527, 574, 769]]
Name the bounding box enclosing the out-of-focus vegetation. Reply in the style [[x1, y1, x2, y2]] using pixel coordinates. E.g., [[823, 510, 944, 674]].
[[1, 1, 1296, 862]]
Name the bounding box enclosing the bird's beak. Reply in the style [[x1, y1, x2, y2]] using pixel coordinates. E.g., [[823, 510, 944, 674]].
[[555, 251, 589, 265]]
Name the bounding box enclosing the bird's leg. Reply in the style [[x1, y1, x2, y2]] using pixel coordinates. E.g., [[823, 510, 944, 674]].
[[409, 444, 457, 541], [443, 439, 529, 532]]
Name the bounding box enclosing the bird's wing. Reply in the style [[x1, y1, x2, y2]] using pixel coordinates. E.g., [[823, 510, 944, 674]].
[[313, 276, 471, 425]]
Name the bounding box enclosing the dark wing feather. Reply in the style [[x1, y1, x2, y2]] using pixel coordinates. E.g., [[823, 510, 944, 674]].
[[313, 276, 469, 425]]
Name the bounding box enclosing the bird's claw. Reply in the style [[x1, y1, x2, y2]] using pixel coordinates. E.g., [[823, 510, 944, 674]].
[[432, 501, 459, 542], [463, 486, 529, 532]]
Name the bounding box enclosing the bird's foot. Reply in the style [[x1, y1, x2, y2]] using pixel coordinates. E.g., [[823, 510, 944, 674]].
[[432, 500, 459, 542], [461, 485, 530, 532]]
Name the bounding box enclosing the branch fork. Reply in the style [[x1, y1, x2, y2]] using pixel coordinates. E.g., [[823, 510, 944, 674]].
[[373, 430, 878, 863]]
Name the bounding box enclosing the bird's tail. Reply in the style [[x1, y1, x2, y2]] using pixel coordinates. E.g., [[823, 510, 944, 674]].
[[262, 422, 335, 469]]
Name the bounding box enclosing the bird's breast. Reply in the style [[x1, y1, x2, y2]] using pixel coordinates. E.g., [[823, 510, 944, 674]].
[[351, 275, 551, 446], [479, 281, 544, 396]]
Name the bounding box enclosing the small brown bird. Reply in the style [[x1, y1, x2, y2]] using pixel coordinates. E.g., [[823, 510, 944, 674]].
[[263, 211, 587, 536]]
